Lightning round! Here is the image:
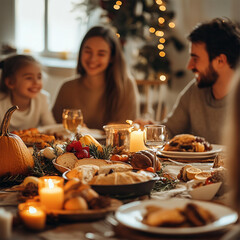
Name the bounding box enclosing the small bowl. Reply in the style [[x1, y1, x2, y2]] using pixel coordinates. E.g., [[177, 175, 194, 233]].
[[187, 179, 222, 201]]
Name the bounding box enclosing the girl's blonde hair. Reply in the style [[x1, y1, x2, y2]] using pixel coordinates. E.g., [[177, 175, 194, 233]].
[[77, 26, 132, 123], [0, 54, 38, 93]]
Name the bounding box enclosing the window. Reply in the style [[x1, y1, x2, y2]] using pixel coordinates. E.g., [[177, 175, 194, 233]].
[[15, 0, 88, 57]]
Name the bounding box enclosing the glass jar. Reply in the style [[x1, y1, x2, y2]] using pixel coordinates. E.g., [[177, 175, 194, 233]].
[[103, 124, 133, 152]]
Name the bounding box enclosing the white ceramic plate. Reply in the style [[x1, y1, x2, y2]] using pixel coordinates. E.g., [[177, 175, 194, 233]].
[[38, 124, 105, 140], [160, 144, 223, 159], [115, 198, 238, 235]]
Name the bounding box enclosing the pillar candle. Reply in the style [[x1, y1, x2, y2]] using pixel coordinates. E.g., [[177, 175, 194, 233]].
[[19, 204, 46, 231], [39, 177, 64, 210], [130, 130, 148, 152], [0, 208, 12, 239]]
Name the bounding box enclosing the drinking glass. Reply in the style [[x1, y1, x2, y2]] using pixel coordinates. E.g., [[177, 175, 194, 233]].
[[62, 109, 83, 138], [143, 124, 167, 172]]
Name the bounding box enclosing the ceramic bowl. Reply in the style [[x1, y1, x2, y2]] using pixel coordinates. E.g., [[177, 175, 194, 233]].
[[187, 179, 222, 201]]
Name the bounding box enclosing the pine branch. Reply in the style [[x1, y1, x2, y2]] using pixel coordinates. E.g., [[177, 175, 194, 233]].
[[89, 144, 115, 160], [152, 168, 179, 192]]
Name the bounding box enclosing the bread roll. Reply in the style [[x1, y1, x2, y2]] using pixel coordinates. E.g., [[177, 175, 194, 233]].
[[74, 158, 132, 174], [66, 164, 99, 183], [56, 152, 78, 169], [89, 171, 153, 185], [64, 197, 88, 210]]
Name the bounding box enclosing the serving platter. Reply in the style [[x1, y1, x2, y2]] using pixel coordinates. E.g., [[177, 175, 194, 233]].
[[115, 198, 238, 235], [46, 198, 122, 222], [160, 144, 223, 159], [62, 170, 159, 199]]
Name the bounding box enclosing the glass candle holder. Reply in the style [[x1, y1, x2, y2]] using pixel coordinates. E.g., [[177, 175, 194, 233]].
[[18, 202, 46, 231], [103, 124, 133, 152], [38, 176, 64, 210]]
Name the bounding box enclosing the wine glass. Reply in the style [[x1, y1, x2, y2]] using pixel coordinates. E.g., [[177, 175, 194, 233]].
[[62, 109, 83, 139], [143, 124, 167, 172]]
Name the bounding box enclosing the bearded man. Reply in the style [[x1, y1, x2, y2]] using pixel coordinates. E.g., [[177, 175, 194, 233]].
[[162, 18, 240, 144]]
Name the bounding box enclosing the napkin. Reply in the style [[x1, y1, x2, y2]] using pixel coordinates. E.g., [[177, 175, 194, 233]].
[[38, 223, 88, 240]]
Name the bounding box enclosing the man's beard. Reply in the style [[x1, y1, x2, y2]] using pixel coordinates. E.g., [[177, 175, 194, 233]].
[[194, 63, 218, 88]]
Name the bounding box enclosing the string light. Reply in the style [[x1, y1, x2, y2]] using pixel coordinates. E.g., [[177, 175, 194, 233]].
[[159, 5, 166, 11], [149, 27, 156, 33], [159, 37, 165, 43], [168, 22, 175, 28], [156, 0, 163, 5], [158, 44, 164, 50], [159, 75, 166, 81], [155, 30, 164, 37], [159, 51, 166, 57], [113, 4, 120, 10], [116, 1, 122, 5], [158, 17, 165, 24]]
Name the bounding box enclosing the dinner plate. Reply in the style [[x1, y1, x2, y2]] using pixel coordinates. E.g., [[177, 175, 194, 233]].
[[160, 144, 223, 159], [62, 170, 159, 199], [115, 198, 238, 235], [38, 124, 105, 140], [46, 198, 122, 222]]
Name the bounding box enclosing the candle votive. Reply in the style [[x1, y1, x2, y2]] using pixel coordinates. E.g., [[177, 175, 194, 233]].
[[0, 208, 13, 239], [18, 202, 46, 231], [130, 130, 148, 152], [38, 176, 64, 210]]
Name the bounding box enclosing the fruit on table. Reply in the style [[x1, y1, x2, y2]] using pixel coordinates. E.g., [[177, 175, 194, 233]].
[[79, 134, 103, 152], [66, 140, 90, 159], [0, 106, 34, 176], [186, 167, 202, 180]]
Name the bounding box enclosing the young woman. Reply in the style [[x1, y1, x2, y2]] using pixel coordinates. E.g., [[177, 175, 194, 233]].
[[0, 54, 55, 131], [52, 26, 139, 129]]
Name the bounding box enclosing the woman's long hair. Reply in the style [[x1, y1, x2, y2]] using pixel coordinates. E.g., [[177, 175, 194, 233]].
[[77, 26, 129, 123]]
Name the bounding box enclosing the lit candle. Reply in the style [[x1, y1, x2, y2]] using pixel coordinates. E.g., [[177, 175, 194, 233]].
[[18, 203, 46, 231], [0, 208, 12, 239], [130, 130, 148, 152], [39, 176, 64, 210]]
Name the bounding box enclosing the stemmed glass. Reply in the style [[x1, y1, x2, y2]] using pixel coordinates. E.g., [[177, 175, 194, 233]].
[[62, 109, 83, 139], [143, 124, 167, 172]]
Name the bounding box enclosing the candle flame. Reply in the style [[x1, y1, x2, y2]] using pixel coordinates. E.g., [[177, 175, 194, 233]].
[[126, 120, 133, 125], [48, 179, 54, 189], [29, 206, 37, 214]]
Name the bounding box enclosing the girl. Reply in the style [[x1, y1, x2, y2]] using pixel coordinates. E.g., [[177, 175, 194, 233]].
[[52, 26, 139, 129], [0, 54, 56, 131]]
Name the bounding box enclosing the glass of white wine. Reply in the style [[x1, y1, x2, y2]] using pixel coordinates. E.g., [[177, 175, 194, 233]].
[[143, 124, 167, 172], [62, 109, 83, 138]]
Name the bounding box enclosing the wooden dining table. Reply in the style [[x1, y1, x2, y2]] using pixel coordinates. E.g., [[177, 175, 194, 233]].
[[0, 158, 236, 240]]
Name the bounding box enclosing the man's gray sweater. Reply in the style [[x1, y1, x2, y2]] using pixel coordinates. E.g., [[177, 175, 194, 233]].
[[162, 79, 227, 144]]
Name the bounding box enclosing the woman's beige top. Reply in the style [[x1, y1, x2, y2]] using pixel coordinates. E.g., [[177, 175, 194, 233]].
[[52, 77, 139, 129]]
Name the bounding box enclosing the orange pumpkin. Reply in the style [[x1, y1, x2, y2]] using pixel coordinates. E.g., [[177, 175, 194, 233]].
[[0, 106, 34, 176]]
